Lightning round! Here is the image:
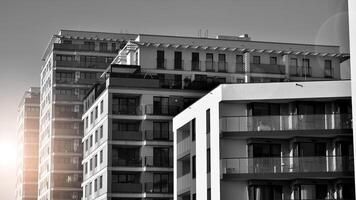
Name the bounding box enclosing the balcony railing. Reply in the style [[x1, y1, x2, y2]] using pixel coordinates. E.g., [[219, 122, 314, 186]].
[[145, 130, 173, 141], [112, 158, 142, 167], [191, 60, 201, 71], [53, 43, 117, 53], [112, 106, 143, 115], [220, 114, 352, 132], [236, 63, 245, 73], [157, 59, 167, 69], [145, 182, 173, 193], [205, 61, 215, 72], [221, 156, 354, 175], [174, 59, 184, 70], [144, 156, 173, 167], [112, 183, 143, 193], [55, 60, 109, 69], [145, 104, 182, 116], [290, 65, 312, 77], [159, 79, 182, 89], [54, 112, 81, 119], [112, 130, 143, 141], [250, 63, 285, 74]]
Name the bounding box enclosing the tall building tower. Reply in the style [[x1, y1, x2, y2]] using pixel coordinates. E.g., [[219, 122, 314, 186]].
[[39, 30, 136, 200], [174, 81, 354, 200], [81, 33, 349, 200], [16, 87, 40, 200]]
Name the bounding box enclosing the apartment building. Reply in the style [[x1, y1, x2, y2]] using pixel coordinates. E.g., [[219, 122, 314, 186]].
[[81, 33, 349, 200], [173, 81, 354, 200], [16, 87, 40, 200], [38, 30, 136, 200]]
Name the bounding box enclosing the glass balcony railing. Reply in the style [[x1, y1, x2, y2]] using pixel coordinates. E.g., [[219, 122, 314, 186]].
[[220, 114, 352, 132], [112, 183, 143, 193], [145, 130, 173, 141], [112, 158, 142, 167], [112, 130, 143, 141], [250, 63, 285, 74], [144, 156, 173, 168], [221, 156, 354, 175], [55, 60, 110, 69], [53, 43, 117, 53], [144, 182, 173, 193], [112, 106, 143, 115], [145, 104, 181, 116]]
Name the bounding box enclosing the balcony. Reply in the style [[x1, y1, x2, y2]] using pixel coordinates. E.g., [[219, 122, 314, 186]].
[[177, 136, 191, 157], [112, 106, 143, 115], [145, 182, 173, 193], [177, 173, 191, 195], [191, 60, 201, 71], [145, 104, 181, 116], [55, 60, 109, 69], [250, 63, 285, 74], [174, 59, 184, 70], [112, 158, 142, 167], [220, 114, 352, 133], [112, 130, 143, 141], [53, 43, 117, 53], [221, 156, 353, 179], [112, 183, 143, 193], [144, 156, 173, 168], [145, 130, 173, 141]]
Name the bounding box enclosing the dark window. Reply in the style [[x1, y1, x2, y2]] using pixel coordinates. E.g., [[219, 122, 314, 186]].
[[153, 147, 172, 167], [207, 188, 211, 200], [100, 150, 103, 163], [157, 50, 165, 69], [249, 143, 281, 157], [153, 173, 172, 193], [84, 41, 95, 50], [112, 96, 138, 115], [192, 193, 196, 200], [63, 40, 72, 44], [192, 52, 200, 71], [236, 55, 244, 64], [111, 43, 116, 52], [253, 56, 261, 64], [218, 54, 226, 72], [206, 53, 214, 71], [324, 60, 332, 78], [290, 58, 298, 75], [270, 57, 277, 65], [99, 42, 108, 51], [99, 176, 103, 188], [174, 51, 183, 69], [153, 97, 169, 115], [302, 58, 311, 76], [100, 100, 104, 114], [153, 122, 169, 140], [206, 109, 210, 134], [192, 156, 196, 179], [191, 119, 196, 141]]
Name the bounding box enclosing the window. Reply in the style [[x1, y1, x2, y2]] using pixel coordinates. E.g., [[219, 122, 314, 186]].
[[218, 54, 226, 71], [324, 60, 332, 78], [85, 185, 88, 197], [208, 188, 211, 200], [90, 135, 93, 147], [206, 109, 210, 134], [85, 117, 88, 128], [207, 148, 211, 173], [174, 51, 183, 69], [63, 40, 72, 44], [94, 154, 98, 168], [206, 53, 214, 71], [111, 43, 116, 52], [89, 182, 92, 195], [95, 130, 98, 143], [253, 56, 261, 64], [99, 176, 103, 188], [100, 100, 104, 114], [56, 54, 75, 61], [90, 158, 93, 170], [153, 173, 172, 193], [85, 162, 88, 174], [192, 52, 200, 70], [236, 54, 244, 64], [191, 119, 196, 141], [192, 155, 196, 178], [157, 50, 165, 69], [94, 179, 97, 192], [112, 96, 138, 115], [302, 58, 311, 76], [90, 111, 93, 124], [100, 125, 103, 138], [95, 106, 98, 119], [84, 41, 95, 51], [270, 56, 277, 65], [100, 150, 103, 163], [153, 96, 169, 115], [193, 193, 196, 200], [85, 139, 88, 151], [290, 58, 298, 75], [153, 122, 169, 140], [99, 42, 107, 51]]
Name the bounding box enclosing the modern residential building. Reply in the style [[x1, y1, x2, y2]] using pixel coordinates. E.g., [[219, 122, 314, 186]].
[[173, 81, 354, 200], [16, 87, 40, 200], [39, 30, 136, 200], [81, 33, 349, 200]]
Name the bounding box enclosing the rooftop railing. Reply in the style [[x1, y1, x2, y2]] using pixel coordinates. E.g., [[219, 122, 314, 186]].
[[220, 114, 352, 132], [221, 156, 354, 175], [53, 43, 117, 53]]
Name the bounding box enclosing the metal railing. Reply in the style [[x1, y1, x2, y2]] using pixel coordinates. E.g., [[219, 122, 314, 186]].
[[218, 61, 228, 72], [145, 130, 173, 141], [112, 183, 143, 193], [220, 114, 352, 132], [53, 43, 117, 53], [236, 63, 245, 73], [174, 59, 184, 70], [205, 61, 215, 72], [55, 60, 110, 69], [156, 59, 167, 69], [112, 105, 143, 115], [191, 60, 201, 71], [144, 182, 173, 193], [145, 104, 182, 116], [112, 130, 143, 141], [112, 158, 142, 167], [221, 156, 354, 174]]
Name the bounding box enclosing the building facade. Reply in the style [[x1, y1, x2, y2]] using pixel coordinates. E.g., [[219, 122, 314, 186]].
[[173, 81, 354, 200], [16, 87, 40, 200], [38, 30, 136, 200], [81, 33, 349, 200]]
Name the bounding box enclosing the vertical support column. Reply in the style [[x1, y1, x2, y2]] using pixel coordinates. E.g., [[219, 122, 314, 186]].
[[283, 54, 290, 80], [243, 52, 250, 83]]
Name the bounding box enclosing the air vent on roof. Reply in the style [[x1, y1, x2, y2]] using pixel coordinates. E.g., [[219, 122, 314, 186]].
[[216, 34, 251, 41]]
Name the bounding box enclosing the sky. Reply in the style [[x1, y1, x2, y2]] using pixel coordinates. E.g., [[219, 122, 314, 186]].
[[0, 0, 350, 199]]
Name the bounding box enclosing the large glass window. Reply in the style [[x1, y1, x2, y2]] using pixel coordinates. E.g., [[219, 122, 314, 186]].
[[324, 60, 332, 78], [157, 50, 165, 69]]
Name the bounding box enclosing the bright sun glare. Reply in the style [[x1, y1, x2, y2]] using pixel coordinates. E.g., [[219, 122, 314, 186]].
[[0, 141, 17, 168]]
